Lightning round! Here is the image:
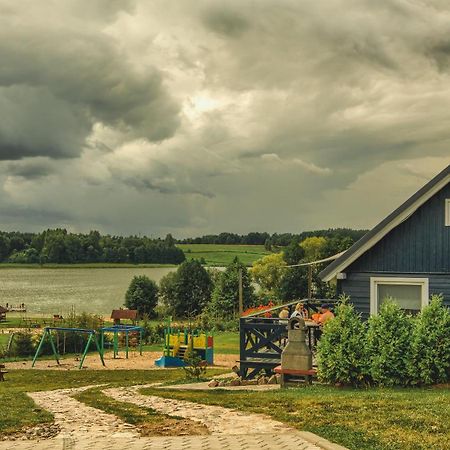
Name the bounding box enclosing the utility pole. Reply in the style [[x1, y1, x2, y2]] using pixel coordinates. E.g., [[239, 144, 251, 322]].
[[238, 268, 243, 316]]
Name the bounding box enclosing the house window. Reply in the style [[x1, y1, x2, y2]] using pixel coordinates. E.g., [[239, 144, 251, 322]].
[[370, 277, 429, 315], [446, 199, 450, 226]]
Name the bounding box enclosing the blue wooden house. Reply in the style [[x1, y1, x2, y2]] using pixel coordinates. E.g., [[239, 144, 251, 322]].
[[319, 165, 450, 317]]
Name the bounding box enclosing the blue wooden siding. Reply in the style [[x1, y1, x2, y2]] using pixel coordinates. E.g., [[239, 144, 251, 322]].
[[338, 273, 450, 318], [347, 183, 450, 273]]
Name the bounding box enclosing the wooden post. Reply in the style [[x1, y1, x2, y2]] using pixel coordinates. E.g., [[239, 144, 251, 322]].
[[307, 265, 313, 299], [238, 268, 243, 316]]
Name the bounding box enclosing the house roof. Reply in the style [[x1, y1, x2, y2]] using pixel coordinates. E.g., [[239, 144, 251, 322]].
[[319, 164, 450, 282], [111, 309, 138, 320]]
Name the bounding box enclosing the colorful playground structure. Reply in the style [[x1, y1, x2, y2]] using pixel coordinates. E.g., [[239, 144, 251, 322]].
[[154, 320, 214, 368]]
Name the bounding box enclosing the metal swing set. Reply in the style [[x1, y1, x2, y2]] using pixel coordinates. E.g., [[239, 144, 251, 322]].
[[32, 327, 105, 369]]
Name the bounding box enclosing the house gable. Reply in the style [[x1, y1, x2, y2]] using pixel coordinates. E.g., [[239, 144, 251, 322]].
[[320, 165, 450, 281], [347, 182, 450, 273]]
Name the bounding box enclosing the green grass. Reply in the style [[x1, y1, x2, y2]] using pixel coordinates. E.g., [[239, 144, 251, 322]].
[[74, 386, 209, 436], [0, 368, 223, 436], [0, 334, 9, 346], [141, 385, 450, 450], [177, 244, 271, 266]]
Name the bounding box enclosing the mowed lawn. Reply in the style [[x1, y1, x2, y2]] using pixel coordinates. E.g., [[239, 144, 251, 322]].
[[144, 385, 450, 450], [177, 244, 271, 266]]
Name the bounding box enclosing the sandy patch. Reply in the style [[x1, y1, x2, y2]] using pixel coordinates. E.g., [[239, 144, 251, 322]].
[[5, 352, 239, 370]]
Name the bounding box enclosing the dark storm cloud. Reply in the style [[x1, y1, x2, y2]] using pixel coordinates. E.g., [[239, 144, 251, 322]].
[[0, 0, 180, 161], [2, 0, 450, 235], [4, 158, 55, 179]]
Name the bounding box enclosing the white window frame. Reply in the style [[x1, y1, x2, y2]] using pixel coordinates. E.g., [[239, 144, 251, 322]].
[[370, 276, 429, 315], [446, 199, 450, 226]]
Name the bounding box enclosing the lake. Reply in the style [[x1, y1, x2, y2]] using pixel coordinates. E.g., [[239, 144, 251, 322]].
[[0, 267, 176, 316]]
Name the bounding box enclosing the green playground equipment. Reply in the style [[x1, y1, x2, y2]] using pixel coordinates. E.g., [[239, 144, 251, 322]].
[[32, 327, 105, 369], [99, 324, 144, 359]]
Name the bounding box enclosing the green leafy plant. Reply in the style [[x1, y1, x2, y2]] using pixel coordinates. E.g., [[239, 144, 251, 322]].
[[366, 300, 414, 386], [317, 295, 370, 386], [125, 275, 159, 317], [409, 295, 450, 385], [183, 351, 207, 380]]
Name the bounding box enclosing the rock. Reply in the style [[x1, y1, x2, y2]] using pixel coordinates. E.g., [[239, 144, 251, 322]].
[[229, 379, 241, 386], [208, 380, 219, 388], [218, 381, 226, 387], [268, 375, 278, 385]]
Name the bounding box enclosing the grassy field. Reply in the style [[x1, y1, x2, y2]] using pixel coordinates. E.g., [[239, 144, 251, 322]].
[[145, 385, 450, 450], [0, 369, 224, 437], [177, 244, 271, 266]]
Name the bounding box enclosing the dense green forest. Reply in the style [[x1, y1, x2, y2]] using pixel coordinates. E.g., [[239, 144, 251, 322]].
[[0, 229, 185, 264], [0, 228, 367, 265], [178, 228, 368, 248]]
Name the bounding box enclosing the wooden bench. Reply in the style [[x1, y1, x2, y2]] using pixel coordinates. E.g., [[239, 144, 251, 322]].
[[274, 365, 317, 386], [0, 364, 8, 382]]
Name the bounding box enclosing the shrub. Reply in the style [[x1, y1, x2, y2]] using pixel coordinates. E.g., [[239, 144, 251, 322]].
[[409, 295, 450, 385], [12, 332, 35, 357], [183, 351, 207, 380], [316, 296, 369, 386], [366, 300, 414, 386], [125, 275, 159, 317]]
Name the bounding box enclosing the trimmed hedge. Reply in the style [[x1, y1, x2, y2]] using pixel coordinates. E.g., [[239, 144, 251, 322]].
[[317, 295, 450, 387]]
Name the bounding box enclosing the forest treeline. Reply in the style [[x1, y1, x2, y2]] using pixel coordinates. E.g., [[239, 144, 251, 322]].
[[0, 228, 367, 265], [178, 228, 367, 249], [0, 229, 185, 264]]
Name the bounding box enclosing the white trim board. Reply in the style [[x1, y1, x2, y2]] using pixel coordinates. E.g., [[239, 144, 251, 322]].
[[369, 276, 429, 315], [322, 172, 450, 282], [446, 199, 450, 226]]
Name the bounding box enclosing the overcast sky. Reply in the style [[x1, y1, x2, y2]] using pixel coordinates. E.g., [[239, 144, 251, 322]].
[[1, 0, 450, 237]]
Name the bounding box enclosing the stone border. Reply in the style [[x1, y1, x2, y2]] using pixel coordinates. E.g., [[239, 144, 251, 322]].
[[297, 431, 349, 450]]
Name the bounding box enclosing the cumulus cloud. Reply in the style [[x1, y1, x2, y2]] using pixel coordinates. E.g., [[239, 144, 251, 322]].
[[1, 0, 450, 236]]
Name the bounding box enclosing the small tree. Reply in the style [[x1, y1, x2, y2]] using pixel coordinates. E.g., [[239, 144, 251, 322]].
[[125, 275, 158, 317], [208, 257, 255, 319], [366, 300, 414, 386], [250, 253, 286, 297], [317, 296, 369, 386], [409, 295, 450, 385], [159, 260, 213, 318]]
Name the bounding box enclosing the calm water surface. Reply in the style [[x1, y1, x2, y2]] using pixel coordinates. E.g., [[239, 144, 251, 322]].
[[0, 267, 176, 315]]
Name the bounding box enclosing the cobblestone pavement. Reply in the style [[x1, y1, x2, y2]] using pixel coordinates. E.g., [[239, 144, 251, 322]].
[[0, 433, 322, 450], [0, 384, 343, 450], [103, 385, 293, 435]]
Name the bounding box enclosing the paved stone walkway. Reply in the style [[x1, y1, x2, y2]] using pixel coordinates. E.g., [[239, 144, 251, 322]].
[[0, 384, 347, 450], [103, 385, 292, 435]]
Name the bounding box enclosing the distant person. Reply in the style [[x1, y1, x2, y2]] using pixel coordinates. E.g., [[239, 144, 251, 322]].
[[278, 308, 289, 319], [290, 302, 309, 320], [313, 304, 335, 325]]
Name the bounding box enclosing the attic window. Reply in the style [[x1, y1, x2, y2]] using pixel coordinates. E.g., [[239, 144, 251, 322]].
[[446, 199, 450, 226]]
